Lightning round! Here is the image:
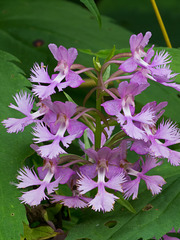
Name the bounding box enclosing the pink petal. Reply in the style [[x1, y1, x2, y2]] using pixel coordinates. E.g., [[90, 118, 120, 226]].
[[2, 116, 33, 133], [142, 175, 166, 195], [10, 92, 34, 115], [51, 195, 89, 208], [55, 167, 75, 183], [48, 44, 61, 61], [123, 178, 141, 199], [89, 183, 118, 212], [77, 174, 97, 194], [29, 63, 52, 83], [140, 31, 152, 48], [155, 120, 180, 142], [130, 71, 148, 85], [119, 57, 138, 72], [129, 33, 143, 53], [101, 99, 122, 116], [68, 119, 87, 138], [16, 167, 42, 188], [52, 101, 76, 118], [168, 150, 180, 166], [67, 48, 78, 66], [122, 117, 145, 139], [37, 138, 66, 159], [32, 81, 57, 99], [32, 123, 55, 143], [58, 45, 68, 62], [105, 173, 126, 192], [141, 155, 162, 173], [66, 70, 84, 88], [19, 184, 47, 206]]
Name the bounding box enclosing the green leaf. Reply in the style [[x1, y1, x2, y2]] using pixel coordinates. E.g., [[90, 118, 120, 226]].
[[93, 56, 101, 71], [22, 222, 57, 240], [79, 48, 122, 59], [0, 50, 33, 239], [83, 129, 91, 150], [0, 0, 131, 75], [104, 45, 116, 62], [80, 0, 102, 27], [63, 91, 76, 104], [103, 65, 111, 82], [116, 192, 136, 214]]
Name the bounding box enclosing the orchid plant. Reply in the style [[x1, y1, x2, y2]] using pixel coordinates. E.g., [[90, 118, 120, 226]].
[[2, 31, 180, 239]]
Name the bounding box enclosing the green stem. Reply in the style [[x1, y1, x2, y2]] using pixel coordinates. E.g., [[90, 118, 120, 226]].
[[94, 67, 104, 150], [95, 85, 102, 150]]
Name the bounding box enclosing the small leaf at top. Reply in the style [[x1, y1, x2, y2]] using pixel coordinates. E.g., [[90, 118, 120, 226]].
[[80, 0, 102, 27]]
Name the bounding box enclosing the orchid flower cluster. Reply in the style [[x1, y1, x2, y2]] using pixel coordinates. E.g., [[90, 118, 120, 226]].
[[3, 31, 180, 212]]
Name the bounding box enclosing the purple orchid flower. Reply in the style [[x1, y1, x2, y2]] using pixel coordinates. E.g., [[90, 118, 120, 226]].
[[16, 167, 61, 206], [16, 152, 75, 206], [77, 147, 127, 212], [32, 101, 87, 159], [2, 91, 52, 133], [119, 31, 152, 72], [102, 81, 154, 140], [130, 46, 180, 91], [123, 156, 166, 199], [51, 164, 92, 209], [143, 120, 180, 166], [29, 45, 84, 99], [131, 117, 180, 166]]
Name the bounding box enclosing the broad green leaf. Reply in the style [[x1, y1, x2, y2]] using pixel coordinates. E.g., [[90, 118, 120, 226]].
[[0, 0, 131, 75], [0, 50, 33, 239], [80, 0, 102, 27]]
